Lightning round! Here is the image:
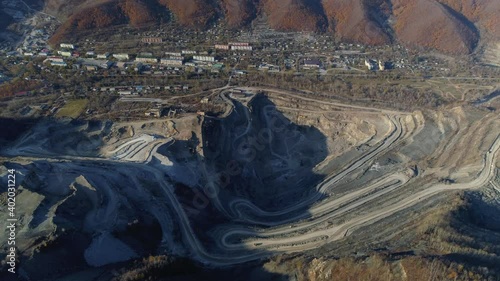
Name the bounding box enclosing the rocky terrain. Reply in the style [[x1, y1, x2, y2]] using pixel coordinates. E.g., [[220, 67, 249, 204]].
[[37, 0, 500, 54], [0, 87, 498, 280]]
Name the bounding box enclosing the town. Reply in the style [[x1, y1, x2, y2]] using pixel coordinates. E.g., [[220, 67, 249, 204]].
[[1, 22, 499, 121]]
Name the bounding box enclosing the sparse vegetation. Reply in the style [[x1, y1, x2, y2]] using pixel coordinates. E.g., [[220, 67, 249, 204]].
[[56, 99, 89, 118]]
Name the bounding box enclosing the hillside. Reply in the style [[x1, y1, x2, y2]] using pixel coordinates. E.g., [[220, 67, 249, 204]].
[[321, 0, 390, 45], [158, 0, 217, 27], [392, 0, 480, 54], [262, 0, 326, 32], [44, 0, 500, 54], [220, 0, 257, 27], [437, 0, 500, 37], [49, 0, 167, 45]]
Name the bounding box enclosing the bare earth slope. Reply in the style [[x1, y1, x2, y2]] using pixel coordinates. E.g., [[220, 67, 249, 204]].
[[392, 0, 479, 55], [321, 0, 390, 45], [261, 0, 327, 32], [220, 0, 257, 27]]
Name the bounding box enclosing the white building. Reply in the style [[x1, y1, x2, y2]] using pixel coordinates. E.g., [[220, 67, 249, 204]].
[[215, 44, 230, 50], [229, 42, 249, 46], [365, 59, 377, 70], [165, 52, 182, 57], [58, 51, 72, 57], [231, 45, 252, 51], [97, 53, 110, 59], [136, 56, 158, 64], [113, 53, 129, 60], [60, 43, 75, 49], [182, 50, 197, 55], [161, 58, 183, 66], [193, 56, 215, 62], [47, 56, 64, 63], [378, 60, 386, 71]]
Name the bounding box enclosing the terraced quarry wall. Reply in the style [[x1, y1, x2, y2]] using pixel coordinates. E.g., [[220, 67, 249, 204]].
[[0, 88, 499, 280]]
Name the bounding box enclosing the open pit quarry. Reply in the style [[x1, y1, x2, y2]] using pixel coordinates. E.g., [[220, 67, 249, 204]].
[[0, 87, 499, 278]]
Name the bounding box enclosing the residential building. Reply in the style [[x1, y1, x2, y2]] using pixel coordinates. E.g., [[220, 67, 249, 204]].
[[113, 53, 130, 60], [136, 54, 158, 64], [303, 59, 322, 69], [215, 44, 230, 50], [165, 52, 182, 57], [231, 45, 253, 51], [142, 37, 163, 44], [193, 56, 215, 62], [51, 61, 67, 67], [160, 58, 183, 66], [46, 56, 64, 63], [60, 43, 75, 49], [58, 51, 72, 57], [378, 60, 386, 71], [97, 53, 110, 59], [81, 59, 113, 69], [229, 42, 249, 46], [365, 59, 377, 70]]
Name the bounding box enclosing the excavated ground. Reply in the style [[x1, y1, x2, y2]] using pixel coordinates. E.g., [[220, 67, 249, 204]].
[[0, 88, 498, 280]]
